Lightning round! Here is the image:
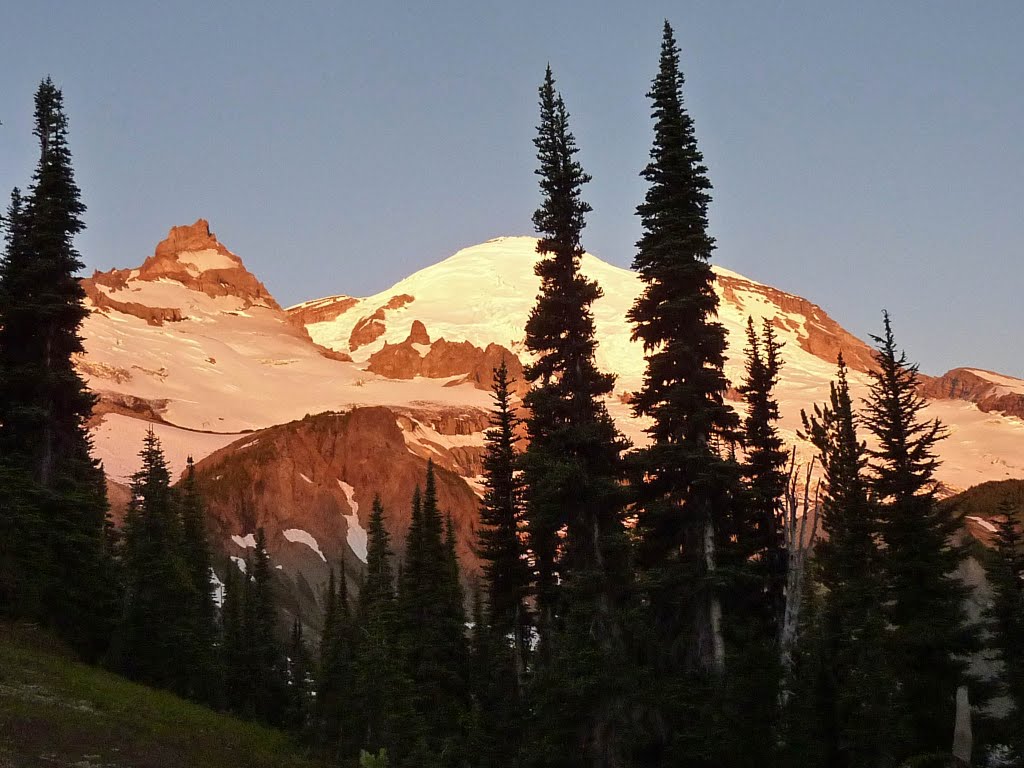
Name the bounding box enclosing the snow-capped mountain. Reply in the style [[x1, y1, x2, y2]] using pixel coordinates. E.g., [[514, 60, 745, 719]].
[[78, 221, 1024, 619]]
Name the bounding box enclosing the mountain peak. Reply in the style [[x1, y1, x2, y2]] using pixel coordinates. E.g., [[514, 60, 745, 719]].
[[152, 219, 234, 262]]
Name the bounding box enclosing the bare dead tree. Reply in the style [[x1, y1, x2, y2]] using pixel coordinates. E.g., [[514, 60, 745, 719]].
[[778, 447, 821, 703]]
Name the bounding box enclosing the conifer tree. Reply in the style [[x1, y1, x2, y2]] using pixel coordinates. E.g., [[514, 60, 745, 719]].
[[989, 500, 1024, 726], [801, 355, 899, 767], [398, 462, 469, 764], [317, 564, 358, 755], [179, 457, 219, 704], [477, 358, 531, 684], [355, 495, 420, 764], [520, 65, 632, 768], [246, 527, 287, 725], [221, 562, 246, 711], [626, 21, 741, 689], [863, 313, 976, 759], [285, 617, 312, 731], [0, 79, 114, 657], [117, 431, 195, 692], [735, 317, 788, 632]]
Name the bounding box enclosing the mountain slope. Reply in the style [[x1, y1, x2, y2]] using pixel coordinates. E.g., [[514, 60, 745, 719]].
[[75, 224, 1024, 620]]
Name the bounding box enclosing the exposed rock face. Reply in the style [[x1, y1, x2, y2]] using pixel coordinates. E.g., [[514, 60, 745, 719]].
[[82, 280, 184, 325], [192, 406, 484, 624], [716, 274, 876, 373], [921, 367, 1024, 420], [286, 295, 359, 327], [85, 219, 280, 311], [349, 309, 388, 351], [368, 333, 527, 395], [408, 320, 430, 345]]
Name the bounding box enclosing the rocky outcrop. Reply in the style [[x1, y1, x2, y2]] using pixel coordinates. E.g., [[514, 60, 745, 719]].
[[83, 279, 184, 325], [345, 295, 417, 352], [87, 220, 280, 311], [717, 274, 876, 373], [286, 295, 360, 327], [349, 309, 388, 351], [192, 406, 484, 624], [920, 368, 1024, 419], [367, 325, 527, 394]]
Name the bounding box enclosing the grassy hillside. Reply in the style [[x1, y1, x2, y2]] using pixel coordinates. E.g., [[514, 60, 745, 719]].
[[0, 623, 318, 768]]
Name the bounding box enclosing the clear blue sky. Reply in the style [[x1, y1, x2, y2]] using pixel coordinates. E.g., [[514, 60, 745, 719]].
[[2, 1, 1021, 376]]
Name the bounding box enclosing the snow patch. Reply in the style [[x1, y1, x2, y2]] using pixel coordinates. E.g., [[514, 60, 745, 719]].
[[232, 533, 256, 549], [230, 556, 247, 573], [283, 528, 327, 562], [967, 515, 998, 533], [338, 480, 368, 563], [210, 569, 225, 607], [299, 472, 314, 485]]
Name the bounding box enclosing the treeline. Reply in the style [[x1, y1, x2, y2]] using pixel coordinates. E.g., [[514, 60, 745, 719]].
[[3, 19, 1024, 768]]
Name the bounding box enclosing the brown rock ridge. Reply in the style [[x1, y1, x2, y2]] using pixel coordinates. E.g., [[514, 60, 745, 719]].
[[920, 368, 1024, 420], [286, 295, 360, 327], [346, 294, 416, 351], [192, 406, 484, 624], [367, 321, 528, 394], [716, 274, 877, 373], [85, 220, 280, 311]]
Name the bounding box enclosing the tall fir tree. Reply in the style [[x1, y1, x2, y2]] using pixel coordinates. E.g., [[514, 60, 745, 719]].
[[989, 500, 1024, 735], [317, 564, 358, 756], [398, 462, 470, 765], [734, 317, 788, 632], [520, 65, 632, 768], [178, 457, 219, 704], [477, 359, 531, 678], [625, 22, 742, 766], [0, 79, 114, 658], [355, 495, 420, 765], [801, 355, 899, 767], [246, 527, 287, 726], [117, 431, 196, 693], [863, 313, 976, 760], [626, 21, 741, 682]]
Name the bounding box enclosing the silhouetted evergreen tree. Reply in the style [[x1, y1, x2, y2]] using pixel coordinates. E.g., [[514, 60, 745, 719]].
[[477, 358, 531, 684], [520, 65, 632, 768], [863, 313, 976, 760], [246, 527, 287, 725], [117, 431, 195, 693], [735, 317, 788, 631], [355, 495, 420, 765], [625, 22, 742, 765], [317, 564, 358, 755], [990, 500, 1024, 733], [801, 355, 899, 767], [285, 617, 312, 732], [221, 560, 248, 713], [0, 79, 114, 658], [398, 462, 469, 765], [179, 457, 219, 704]]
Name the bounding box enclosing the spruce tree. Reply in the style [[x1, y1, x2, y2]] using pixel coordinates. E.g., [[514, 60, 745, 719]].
[[735, 317, 788, 631], [801, 355, 899, 767], [355, 495, 420, 765], [989, 500, 1024, 729], [317, 564, 358, 755], [863, 313, 976, 759], [247, 527, 287, 725], [117, 431, 195, 692], [398, 462, 469, 764], [478, 358, 531, 683], [625, 22, 742, 765], [626, 21, 741, 684], [520, 65, 632, 768], [179, 457, 219, 704], [0, 79, 114, 658]]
